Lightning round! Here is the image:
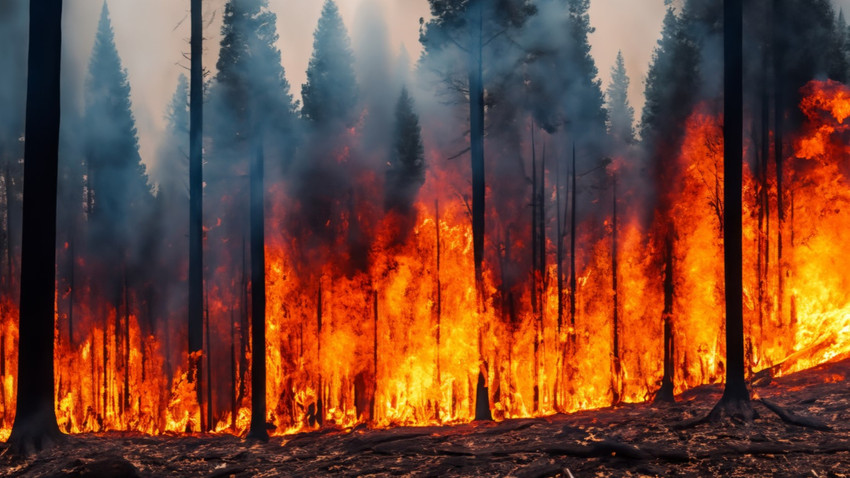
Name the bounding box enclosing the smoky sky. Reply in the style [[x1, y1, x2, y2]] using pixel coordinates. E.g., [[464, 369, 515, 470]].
[[59, 0, 850, 185]]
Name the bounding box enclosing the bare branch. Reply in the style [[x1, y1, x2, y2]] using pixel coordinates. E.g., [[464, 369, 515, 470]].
[[447, 147, 471, 161]]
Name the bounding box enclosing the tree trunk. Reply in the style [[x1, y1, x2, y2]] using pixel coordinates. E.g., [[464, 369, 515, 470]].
[[314, 283, 323, 427], [611, 175, 621, 405], [204, 291, 213, 431], [654, 232, 675, 404], [434, 199, 442, 422], [9, 0, 64, 452], [569, 144, 577, 337], [713, 0, 752, 420], [247, 136, 268, 441], [371, 290, 378, 423], [772, 0, 785, 330], [188, 0, 205, 421], [531, 130, 539, 413], [556, 149, 564, 335], [4, 165, 15, 297], [468, 0, 491, 423]]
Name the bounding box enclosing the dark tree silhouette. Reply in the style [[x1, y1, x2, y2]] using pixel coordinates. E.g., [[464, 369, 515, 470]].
[[188, 0, 205, 431], [605, 51, 635, 145], [385, 87, 425, 215], [247, 133, 268, 442], [8, 0, 64, 454], [421, 0, 533, 423], [711, 0, 752, 421], [301, 0, 358, 127]]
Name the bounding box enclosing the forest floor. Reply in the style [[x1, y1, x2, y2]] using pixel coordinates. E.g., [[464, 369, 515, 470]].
[[2, 359, 849, 478]]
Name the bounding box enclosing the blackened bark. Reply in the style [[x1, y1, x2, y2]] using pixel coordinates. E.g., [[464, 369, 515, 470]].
[[371, 290, 378, 423], [712, 0, 752, 420], [772, 0, 785, 329], [9, 0, 64, 452], [611, 175, 621, 405], [434, 199, 442, 422], [654, 233, 676, 404], [247, 138, 268, 441], [468, 0, 491, 422], [205, 295, 213, 431], [188, 0, 205, 418], [315, 284, 324, 427], [531, 131, 539, 413], [230, 307, 237, 430], [469, 0, 485, 291], [556, 153, 564, 335], [4, 165, 15, 297], [569, 144, 577, 336], [123, 273, 130, 419]]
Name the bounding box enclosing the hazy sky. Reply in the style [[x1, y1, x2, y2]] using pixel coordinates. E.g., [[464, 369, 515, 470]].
[[62, 0, 850, 175]]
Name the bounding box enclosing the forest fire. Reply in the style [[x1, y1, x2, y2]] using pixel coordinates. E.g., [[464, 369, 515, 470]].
[[5, 2, 850, 476], [1, 78, 850, 442]]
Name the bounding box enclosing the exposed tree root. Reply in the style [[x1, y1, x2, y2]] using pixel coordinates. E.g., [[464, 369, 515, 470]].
[[674, 393, 758, 429], [759, 398, 832, 431], [5, 426, 64, 457], [652, 382, 675, 405]]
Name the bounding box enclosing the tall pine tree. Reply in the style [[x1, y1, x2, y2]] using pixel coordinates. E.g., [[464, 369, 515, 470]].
[[207, 0, 296, 440], [385, 87, 425, 216], [421, 0, 534, 422], [85, 2, 153, 251], [605, 51, 635, 145], [301, 0, 358, 128]]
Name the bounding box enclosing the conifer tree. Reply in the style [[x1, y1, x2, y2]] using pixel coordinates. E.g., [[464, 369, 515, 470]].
[[301, 0, 358, 127], [422, 0, 534, 423], [208, 0, 296, 441], [85, 2, 153, 247], [385, 87, 425, 215], [605, 51, 635, 144]]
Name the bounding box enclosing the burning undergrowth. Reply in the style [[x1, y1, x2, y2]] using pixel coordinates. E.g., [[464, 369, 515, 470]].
[[1, 0, 850, 442]]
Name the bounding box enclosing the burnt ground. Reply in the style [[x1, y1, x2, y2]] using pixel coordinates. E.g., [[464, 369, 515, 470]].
[[2, 360, 849, 478]]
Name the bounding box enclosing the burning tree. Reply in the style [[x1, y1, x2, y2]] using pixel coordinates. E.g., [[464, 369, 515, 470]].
[[3, 0, 850, 448]]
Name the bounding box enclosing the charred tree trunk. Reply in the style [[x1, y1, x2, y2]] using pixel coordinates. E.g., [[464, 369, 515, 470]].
[[434, 199, 442, 422], [4, 163, 17, 298], [556, 150, 564, 335], [236, 237, 249, 415], [314, 284, 324, 427], [67, 236, 75, 345], [469, 0, 485, 292], [205, 293, 213, 431], [247, 136, 268, 441], [758, 76, 770, 344], [4, 165, 15, 297], [531, 131, 540, 413], [230, 307, 237, 430], [468, 0, 491, 423], [654, 233, 675, 404], [123, 273, 131, 421], [371, 290, 378, 423], [712, 0, 752, 420], [772, 0, 785, 329], [188, 0, 205, 423], [8, 0, 64, 451], [569, 143, 577, 338], [611, 174, 621, 405]]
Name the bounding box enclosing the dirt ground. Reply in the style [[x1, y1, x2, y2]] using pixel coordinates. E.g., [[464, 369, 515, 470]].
[[2, 358, 849, 477]]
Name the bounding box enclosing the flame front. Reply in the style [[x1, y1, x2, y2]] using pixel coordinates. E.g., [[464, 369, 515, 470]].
[[1, 80, 850, 438]]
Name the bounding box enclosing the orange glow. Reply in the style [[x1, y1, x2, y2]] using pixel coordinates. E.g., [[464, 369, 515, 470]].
[[1, 80, 850, 439]]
